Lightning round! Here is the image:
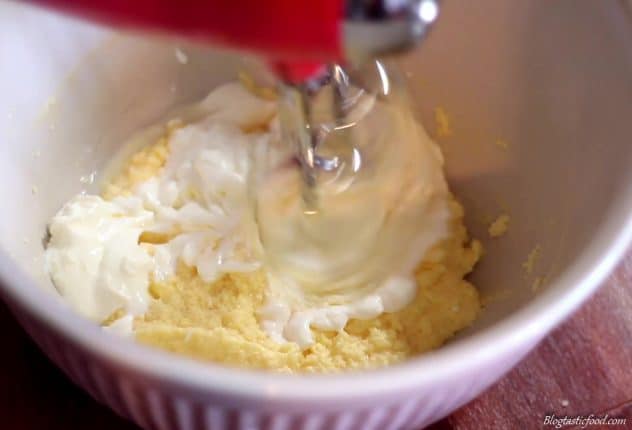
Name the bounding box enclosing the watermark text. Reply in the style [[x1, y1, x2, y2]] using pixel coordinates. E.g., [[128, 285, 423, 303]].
[[543, 414, 627, 428]]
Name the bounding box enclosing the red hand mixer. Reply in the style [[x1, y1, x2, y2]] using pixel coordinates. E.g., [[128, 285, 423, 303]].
[[26, 0, 440, 209], [26, 0, 439, 83]]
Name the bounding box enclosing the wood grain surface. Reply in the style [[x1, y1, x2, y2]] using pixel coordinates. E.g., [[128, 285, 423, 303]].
[[1, 251, 631, 430]]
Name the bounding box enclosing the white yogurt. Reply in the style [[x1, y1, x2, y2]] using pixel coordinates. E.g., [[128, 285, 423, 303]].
[[45, 194, 153, 324]]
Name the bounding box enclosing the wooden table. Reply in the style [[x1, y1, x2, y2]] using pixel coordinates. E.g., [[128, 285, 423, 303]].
[[2, 252, 631, 429]]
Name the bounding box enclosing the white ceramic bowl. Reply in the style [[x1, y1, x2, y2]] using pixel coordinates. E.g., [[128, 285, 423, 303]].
[[1, 1, 631, 429]]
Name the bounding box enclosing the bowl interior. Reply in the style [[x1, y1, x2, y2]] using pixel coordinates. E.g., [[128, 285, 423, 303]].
[[1, 0, 631, 347]]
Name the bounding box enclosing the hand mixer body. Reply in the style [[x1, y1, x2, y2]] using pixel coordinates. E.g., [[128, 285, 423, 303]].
[[28, 0, 343, 81], [27, 0, 439, 82]]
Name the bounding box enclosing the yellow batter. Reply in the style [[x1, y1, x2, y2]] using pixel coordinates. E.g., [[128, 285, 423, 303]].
[[103, 129, 482, 372]]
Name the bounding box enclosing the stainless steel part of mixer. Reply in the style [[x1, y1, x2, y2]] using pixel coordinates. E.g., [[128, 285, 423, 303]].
[[344, 0, 440, 65], [282, 0, 440, 208], [278, 66, 356, 208]]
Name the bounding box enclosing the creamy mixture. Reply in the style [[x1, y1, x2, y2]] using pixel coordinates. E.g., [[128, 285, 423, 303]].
[[45, 82, 482, 372]]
